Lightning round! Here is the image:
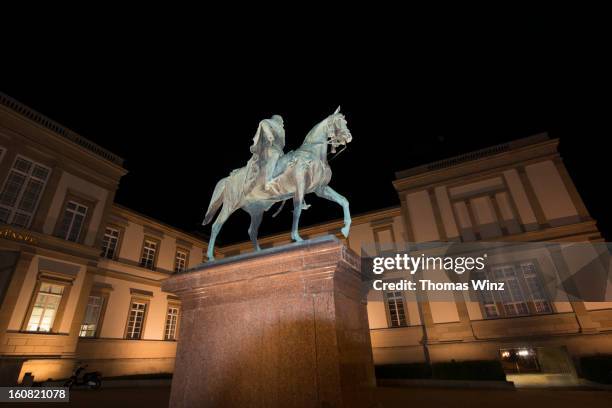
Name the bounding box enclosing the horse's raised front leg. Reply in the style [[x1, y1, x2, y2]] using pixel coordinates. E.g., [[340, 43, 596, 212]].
[[315, 185, 351, 237], [206, 206, 232, 261], [247, 208, 264, 251], [291, 172, 306, 242]]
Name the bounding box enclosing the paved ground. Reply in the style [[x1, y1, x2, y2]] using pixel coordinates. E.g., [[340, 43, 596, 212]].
[[377, 387, 612, 408], [4, 386, 612, 407], [3, 387, 171, 407]]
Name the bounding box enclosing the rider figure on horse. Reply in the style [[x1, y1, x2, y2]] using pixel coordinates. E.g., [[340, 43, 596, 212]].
[[203, 107, 352, 261], [245, 114, 285, 195]]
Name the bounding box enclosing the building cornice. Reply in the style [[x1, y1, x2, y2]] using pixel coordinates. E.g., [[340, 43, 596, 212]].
[[0, 92, 124, 167], [94, 266, 166, 287], [393, 134, 558, 192], [0, 223, 101, 263], [497, 220, 602, 243], [0, 94, 127, 190]]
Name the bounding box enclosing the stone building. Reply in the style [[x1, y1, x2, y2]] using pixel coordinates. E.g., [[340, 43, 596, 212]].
[[0, 91, 610, 386], [221, 134, 611, 385], [0, 93, 213, 383]]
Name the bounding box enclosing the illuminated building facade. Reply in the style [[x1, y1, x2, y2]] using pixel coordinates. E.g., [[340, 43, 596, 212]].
[[0, 92, 610, 386]]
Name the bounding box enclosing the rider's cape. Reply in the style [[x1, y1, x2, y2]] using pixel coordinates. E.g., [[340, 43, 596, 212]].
[[243, 118, 284, 195]]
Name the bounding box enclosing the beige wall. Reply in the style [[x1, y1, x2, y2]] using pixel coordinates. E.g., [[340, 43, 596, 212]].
[[347, 223, 374, 255], [43, 171, 110, 246], [366, 290, 387, 329], [117, 221, 143, 262], [400, 157, 584, 243], [92, 274, 169, 340], [6, 256, 38, 332], [111, 209, 207, 272], [76, 338, 177, 377], [526, 161, 578, 226], [406, 191, 439, 242], [156, 235, 176, 272], [435, 186, 459, 239]]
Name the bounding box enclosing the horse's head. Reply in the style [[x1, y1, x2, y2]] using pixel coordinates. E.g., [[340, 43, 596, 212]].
[[326, 106, 352, 153]]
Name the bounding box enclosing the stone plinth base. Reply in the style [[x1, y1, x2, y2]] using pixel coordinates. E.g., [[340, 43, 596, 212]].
[[162, 236, 376, 408]]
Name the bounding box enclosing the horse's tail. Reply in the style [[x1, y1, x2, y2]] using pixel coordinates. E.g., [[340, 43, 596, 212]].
[[203, 177, 227, 226]]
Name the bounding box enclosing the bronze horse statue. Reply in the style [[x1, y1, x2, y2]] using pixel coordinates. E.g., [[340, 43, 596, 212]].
[[203, 107, 352, 261]]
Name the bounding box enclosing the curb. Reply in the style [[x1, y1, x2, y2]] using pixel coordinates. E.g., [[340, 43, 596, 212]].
[[41, 379, 172, 389], [378, 378, 516, 389]]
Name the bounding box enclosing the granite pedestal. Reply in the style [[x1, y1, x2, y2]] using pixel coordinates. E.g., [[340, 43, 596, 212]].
[[162, 236, 376, 408]]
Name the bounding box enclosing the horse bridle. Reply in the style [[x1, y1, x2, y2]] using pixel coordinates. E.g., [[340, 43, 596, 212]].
[[326, 114, 350, 160]]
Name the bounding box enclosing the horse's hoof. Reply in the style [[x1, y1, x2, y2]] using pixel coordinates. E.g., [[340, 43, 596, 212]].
[[341, 226, 350, 238], [292, 236, 304, 242], [207, 256, 215, 262]]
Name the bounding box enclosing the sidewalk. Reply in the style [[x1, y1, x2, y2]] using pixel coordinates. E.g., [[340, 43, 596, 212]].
[[6, 386, 610, 408]]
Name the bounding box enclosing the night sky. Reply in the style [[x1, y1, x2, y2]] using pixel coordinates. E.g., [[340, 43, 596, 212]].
[[1, 48, 609, 244]]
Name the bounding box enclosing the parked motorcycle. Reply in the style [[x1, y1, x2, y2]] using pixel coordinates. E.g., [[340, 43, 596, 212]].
[[63, 364, 102, 390]]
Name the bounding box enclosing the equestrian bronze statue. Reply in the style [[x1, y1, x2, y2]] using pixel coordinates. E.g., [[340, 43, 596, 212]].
[[203, 107, 352, 261]]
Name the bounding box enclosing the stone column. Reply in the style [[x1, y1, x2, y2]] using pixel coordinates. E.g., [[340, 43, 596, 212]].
[[162, 236, 376, 408], [0, 249, 35, 385], [452, 292, 476, 341], [547, 245, 600, 333]]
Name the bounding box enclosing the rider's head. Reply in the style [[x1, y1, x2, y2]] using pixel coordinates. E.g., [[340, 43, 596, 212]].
[[271, 115, 284, 128]]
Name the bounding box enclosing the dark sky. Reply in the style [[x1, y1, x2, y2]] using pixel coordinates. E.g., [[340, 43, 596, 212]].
[[1, 41, 610, 244]]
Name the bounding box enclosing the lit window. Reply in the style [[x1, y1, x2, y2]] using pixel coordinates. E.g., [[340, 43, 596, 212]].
[[26, 283, 64, 332], [164, 306, 180, 340], [126, 301, 146, 339], [174, 250, 188, 273], [79, 295, 104, 337], [140, 240, 157, 270], [494, 265, 530, 316], [0, 156, 50, 228], [101, 227, 120, 259], [386, 290, 408, 327], [56, 201, 88, 242], [473, 270, 500, 318], [520, 262, 552, 314], [479, 261, 552, 318]]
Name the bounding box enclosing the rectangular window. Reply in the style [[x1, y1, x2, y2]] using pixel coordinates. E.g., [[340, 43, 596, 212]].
[[493, 265, 530, 316], [79, 295, 104, 337], [56, 201, 88, 242], [386, 290, 408, 327], [126, 301, 147, 339], [473, 270, 500, 318], [26, 283, 64, 332], [520, 262, 552, 314], [101, 227, 120, 259], [0, 156, 50, 228], [174, 250, 188, 273], [479, 261, 552, 318], [140, 240, 157, 270], [164, 305, 180, 340]]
